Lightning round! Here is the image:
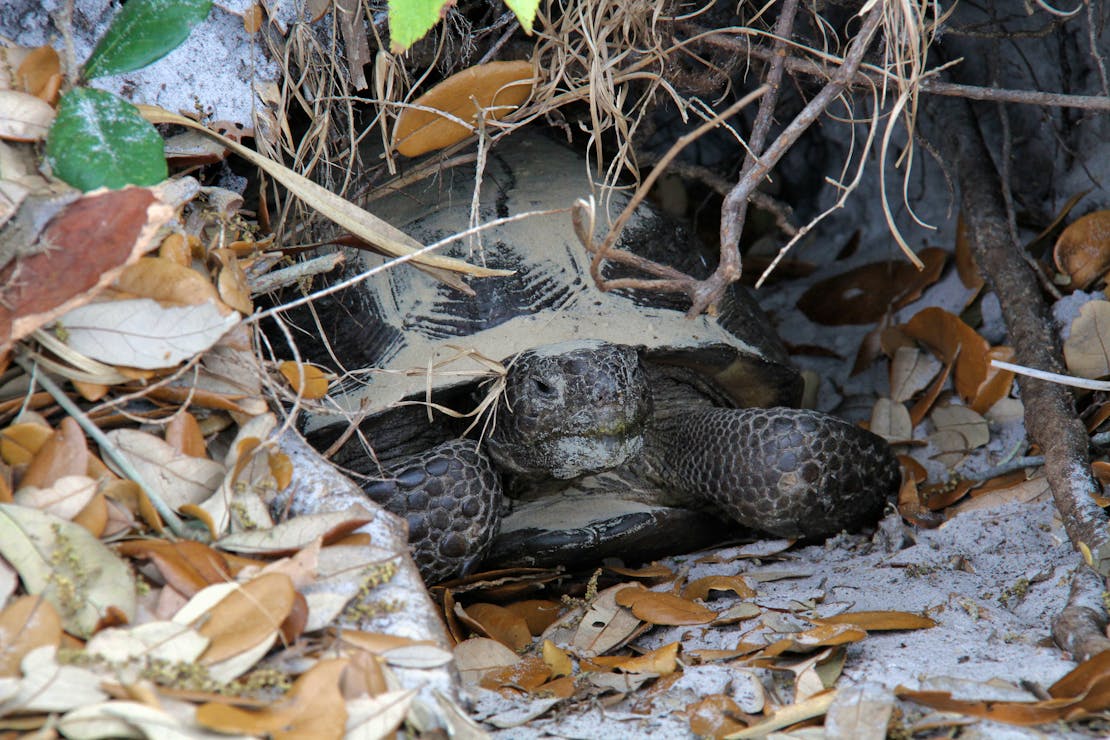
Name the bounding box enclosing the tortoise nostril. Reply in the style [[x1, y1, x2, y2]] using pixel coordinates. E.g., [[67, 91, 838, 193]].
[[532, 377, 556, 396]]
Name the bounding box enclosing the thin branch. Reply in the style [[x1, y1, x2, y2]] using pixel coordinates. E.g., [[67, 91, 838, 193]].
[[690, 2, 886, 315], [681, 27, 1110, 112]]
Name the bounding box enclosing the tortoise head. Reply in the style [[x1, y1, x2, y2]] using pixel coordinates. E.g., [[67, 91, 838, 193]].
[[487, 340, 652, 480]]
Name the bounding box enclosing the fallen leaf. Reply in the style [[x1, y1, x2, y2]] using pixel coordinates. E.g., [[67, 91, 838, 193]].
[[460, 602, 533, 652], [183, 573, 296, 665], [797, 247, 947, 325], [196, 658, 348, 738], [1054, 210, 1110, 289], [931, 404, 989, 449], [815, 610, 936, 631], [902, 307, 991, 403], [115, 539, 232, 597], [164, 412, 209, 458], [19, 417, 88, 490], [0, 504, 136, 637], [1064, 300, 1110, 379], [393, 60, 534, 157], [0, 596, 61, 677], [105, 428, 225, 509], [0, 89, 54, 141], [453, 637, 520, 687], [761, 623, 868, 656], [113, 256, 224, 308], [58, 298, 239, 370], [889, 346, 942, 403], [683, 575, 756, 601], [480, 654, 552, 692], [278, 361, 333, 399], [870, 398, 913, 442], [615, 586, 717, 626], [504, 599, 564, 636], [541, 639, 573, 678]]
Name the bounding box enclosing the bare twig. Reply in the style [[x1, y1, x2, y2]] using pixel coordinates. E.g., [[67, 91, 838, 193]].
[[681, 27, 1110, 111], [690, 3, 886, 315], [933, 91, 1110, 576]]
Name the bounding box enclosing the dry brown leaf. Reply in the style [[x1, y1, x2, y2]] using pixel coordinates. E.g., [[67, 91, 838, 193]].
[[15, 46, 62, 103], [0, 595, 61, 676], [688, 694, 751, 738], [14, 475, 98, 522], [116, 540, 232, 597], [761, 624, 868, 656], [20, 417, 88, 490], [113, 256, 225, 309], [393, 60, 534, 157], [1064, 300, 1110, 379], [72, 491, 109, 536], [505, 599, 564, 636], [1054, 211, 1110, 289], [453, 637, 520, 687], [971, 346, 1015, 414], [195, 572, 296, 664], [611, 641, 679, 675], [211, 249, 252, 314], [902, 307, 991, 403], [615, 587, 717, 626], [461, 602, 533, 652], [164, 412, 209, 458], [158, 233, 195, 266], [541, 639, 573, 678], [797, 247, 947, 325], [480, 654, 552, 693], [932, 404, 990, 450], [604, 563, 675, 579], [682, 575, 755, 601], [195, 658, 348, 739], [815, 610, 936, 631], [0, 421, 53, 466], [278, 361, 332, 399], [869, 398, 913, 442]]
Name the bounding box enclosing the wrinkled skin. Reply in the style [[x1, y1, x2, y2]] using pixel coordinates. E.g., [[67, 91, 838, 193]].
[[363, 340, 901, 582]]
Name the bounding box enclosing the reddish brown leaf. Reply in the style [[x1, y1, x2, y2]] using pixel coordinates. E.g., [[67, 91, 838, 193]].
[[797, 247, 947, 325], [197, 572, 296, 664], [815, 610, 936, 631], [116, 539, 232, 597], [0, 188, 170, 350], [902, 307, 991, 404], [1054, 210, 1110, 289], [0, 595, 61, 676], [461, 602, 532, 652], [954, 214, 985, 290]]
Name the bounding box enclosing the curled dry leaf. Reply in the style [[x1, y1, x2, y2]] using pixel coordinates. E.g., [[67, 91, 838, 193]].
[[115, 539, 232, 597], [393, 60, 534, 157], [19, 416, 88, 490], [195, 658, 349, 738], [902, 307, 991, 403], [461, 602, 533, 652], [761, 623, 868, 657], [279, 360, 333, 399], [163, 412, 208, 458], [480, 654, 553, 693], [688, 694, 751, 738], [615, 586, 718, 626], [1053, 210, 1110, 289], [682, 575, 756, 601], [971, 346, 1015, 414], [15, 46, 62, 103], [1064, 300, 1110, 379], [113, 256, 225, 309], [797, 247, 947, 326], [0, 595, 61, 677], [541, 639, 573, 678], [611, 641, 679, 675], [0, 421, 53, 466], [453, 637, 521, 687], [505, 599, 564, 636]]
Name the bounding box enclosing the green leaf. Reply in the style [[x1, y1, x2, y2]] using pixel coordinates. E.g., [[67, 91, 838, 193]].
[[46, 88, 168, 192], [388, 0, 452, 52], [503, 0, 540, 33], [83, 0, 213, 79]]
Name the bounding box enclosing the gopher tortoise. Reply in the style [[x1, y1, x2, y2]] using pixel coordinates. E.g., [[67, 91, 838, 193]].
[[291, 136, 901, 582]]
